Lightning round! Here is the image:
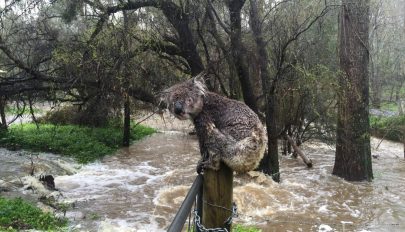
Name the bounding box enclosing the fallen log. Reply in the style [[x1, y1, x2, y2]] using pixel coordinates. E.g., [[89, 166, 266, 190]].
[[285, 134, 313, 168]]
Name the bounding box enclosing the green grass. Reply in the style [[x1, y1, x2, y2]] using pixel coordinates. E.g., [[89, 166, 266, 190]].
[[233, 224, 262, 232], [370, 115, 405, 141], [5, 105, 43, 115], [0, 197, 67, 231], [379, 101, 398, 112], [0, 123, 156, 163]]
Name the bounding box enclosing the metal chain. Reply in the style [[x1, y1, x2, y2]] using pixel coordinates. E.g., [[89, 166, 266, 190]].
[[193, 202, 238, 232], [194, 210, 228, 232], [224, 202, 238, 226]]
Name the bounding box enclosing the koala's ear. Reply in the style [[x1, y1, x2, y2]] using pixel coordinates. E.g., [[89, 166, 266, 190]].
[[192, 72, 207, 95], [192, 72, 206, 85]]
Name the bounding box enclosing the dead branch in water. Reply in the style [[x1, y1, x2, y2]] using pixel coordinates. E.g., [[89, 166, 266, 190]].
[[285, 134, 313, 168]]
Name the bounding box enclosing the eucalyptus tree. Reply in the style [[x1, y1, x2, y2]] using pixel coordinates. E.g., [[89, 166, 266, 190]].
[[248, 0, 331, 181], [333, 0, 373, 181]]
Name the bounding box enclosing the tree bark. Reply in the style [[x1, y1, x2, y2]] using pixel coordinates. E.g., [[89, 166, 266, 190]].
[[123, 95, 131, 147], [250, 0, 279, 181], [333, 0, 373, 181], [206, 5, 241, 99], [158, 1, 204, 75], [0, 96, 7, 130], [285, 134, 312, 168], [93, 0, 204, 76], [266, 95, 280, 182], [227, 0, 259, 113], [122, 10, 131, 147]]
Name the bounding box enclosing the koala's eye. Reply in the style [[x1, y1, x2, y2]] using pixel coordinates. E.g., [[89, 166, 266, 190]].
[[185, 97, 193, 105]]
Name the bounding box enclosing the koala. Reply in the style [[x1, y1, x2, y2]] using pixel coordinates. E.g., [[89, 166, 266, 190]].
[[160, 74, 266, 173]]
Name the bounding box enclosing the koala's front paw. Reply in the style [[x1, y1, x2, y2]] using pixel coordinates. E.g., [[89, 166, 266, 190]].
[[196, 158, 221, 174], [196, 159, 208, 174]]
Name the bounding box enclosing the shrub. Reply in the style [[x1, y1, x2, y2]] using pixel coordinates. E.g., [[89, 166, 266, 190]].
[[39, 106, 79, 125], [370, 115, 405, 141], [0, 197, 67, 231], [0, 123, 156, 163]]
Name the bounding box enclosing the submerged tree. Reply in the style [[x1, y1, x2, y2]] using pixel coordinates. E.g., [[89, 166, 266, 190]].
[[333, 0, 373, 181]]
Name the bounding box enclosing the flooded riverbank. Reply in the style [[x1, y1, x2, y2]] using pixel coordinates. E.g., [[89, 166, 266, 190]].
[[1, 114, 404, 231]]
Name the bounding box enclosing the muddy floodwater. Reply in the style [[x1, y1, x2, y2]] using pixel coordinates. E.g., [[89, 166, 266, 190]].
[[0, 114, 404, 232]]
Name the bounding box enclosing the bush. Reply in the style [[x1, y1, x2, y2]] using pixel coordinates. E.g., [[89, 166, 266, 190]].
[[0, 197, 67, 231], [370, 115, 405, 141], [39, 101, 119, 127], [39, 106, 79, 125], [0, 123, 156, 163]]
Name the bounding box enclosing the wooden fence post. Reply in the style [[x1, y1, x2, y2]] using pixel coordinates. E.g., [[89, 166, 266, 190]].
[[202, 162, 233, 231]]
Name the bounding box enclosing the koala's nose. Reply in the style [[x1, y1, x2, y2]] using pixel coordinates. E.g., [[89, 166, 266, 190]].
[[174, 102, 183, 115]]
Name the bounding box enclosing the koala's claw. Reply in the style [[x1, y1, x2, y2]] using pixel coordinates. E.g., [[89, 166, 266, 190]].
[[196, 163, 204, 174], [197, 159, 212, 174]]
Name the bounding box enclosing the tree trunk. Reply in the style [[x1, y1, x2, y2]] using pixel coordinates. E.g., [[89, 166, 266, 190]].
[[160, 3, 204, 75], [206, 5, 241, 99], [266, 94, 280, 182], [370, 11, 381, 109], [0, 96, 7, 130], [123, 95, 131, 147], [250, 0, 279, 182], [227, 0, 259, 113], [333, 0, 373, 181], [122, 11, 131, 147]]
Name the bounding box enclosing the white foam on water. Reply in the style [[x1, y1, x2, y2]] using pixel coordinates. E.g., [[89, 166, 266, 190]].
[[55, 161, 164, 201], [52, 159, 80, 175], [318, 205, 329, 214], [318, 224, 334, 232], [98, 218, 165, 232], [153, 185, 189, 207], [21, 175, 50, 196], [342, 202, 361, 218]]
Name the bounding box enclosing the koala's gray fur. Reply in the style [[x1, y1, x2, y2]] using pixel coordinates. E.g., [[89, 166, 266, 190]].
[[160, 74, 266, 173]]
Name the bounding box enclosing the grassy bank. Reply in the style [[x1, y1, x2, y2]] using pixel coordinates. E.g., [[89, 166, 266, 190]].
[[234, 224, 261, 232], [370, 115, 405, 142], [4, 105, 44, 115], [0, 197, 66, 231], [0, 123, 155, 163]]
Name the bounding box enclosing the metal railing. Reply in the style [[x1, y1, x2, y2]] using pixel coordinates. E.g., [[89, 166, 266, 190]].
[[167, 174, 203, 232]]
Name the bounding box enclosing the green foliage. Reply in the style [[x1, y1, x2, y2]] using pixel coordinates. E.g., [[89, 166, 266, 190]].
[[233, 224, 262, 232], [0, 197, 67, 231], [0, 123, 156, 163], [370, 115, 405, 141], [380, 102, 398, 112], [88, 212, 101, 220], [39, 106, 78, 125], [62, 0, 81, 23], [4, 105, 43, 115], [278, 64, 338, 143]]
